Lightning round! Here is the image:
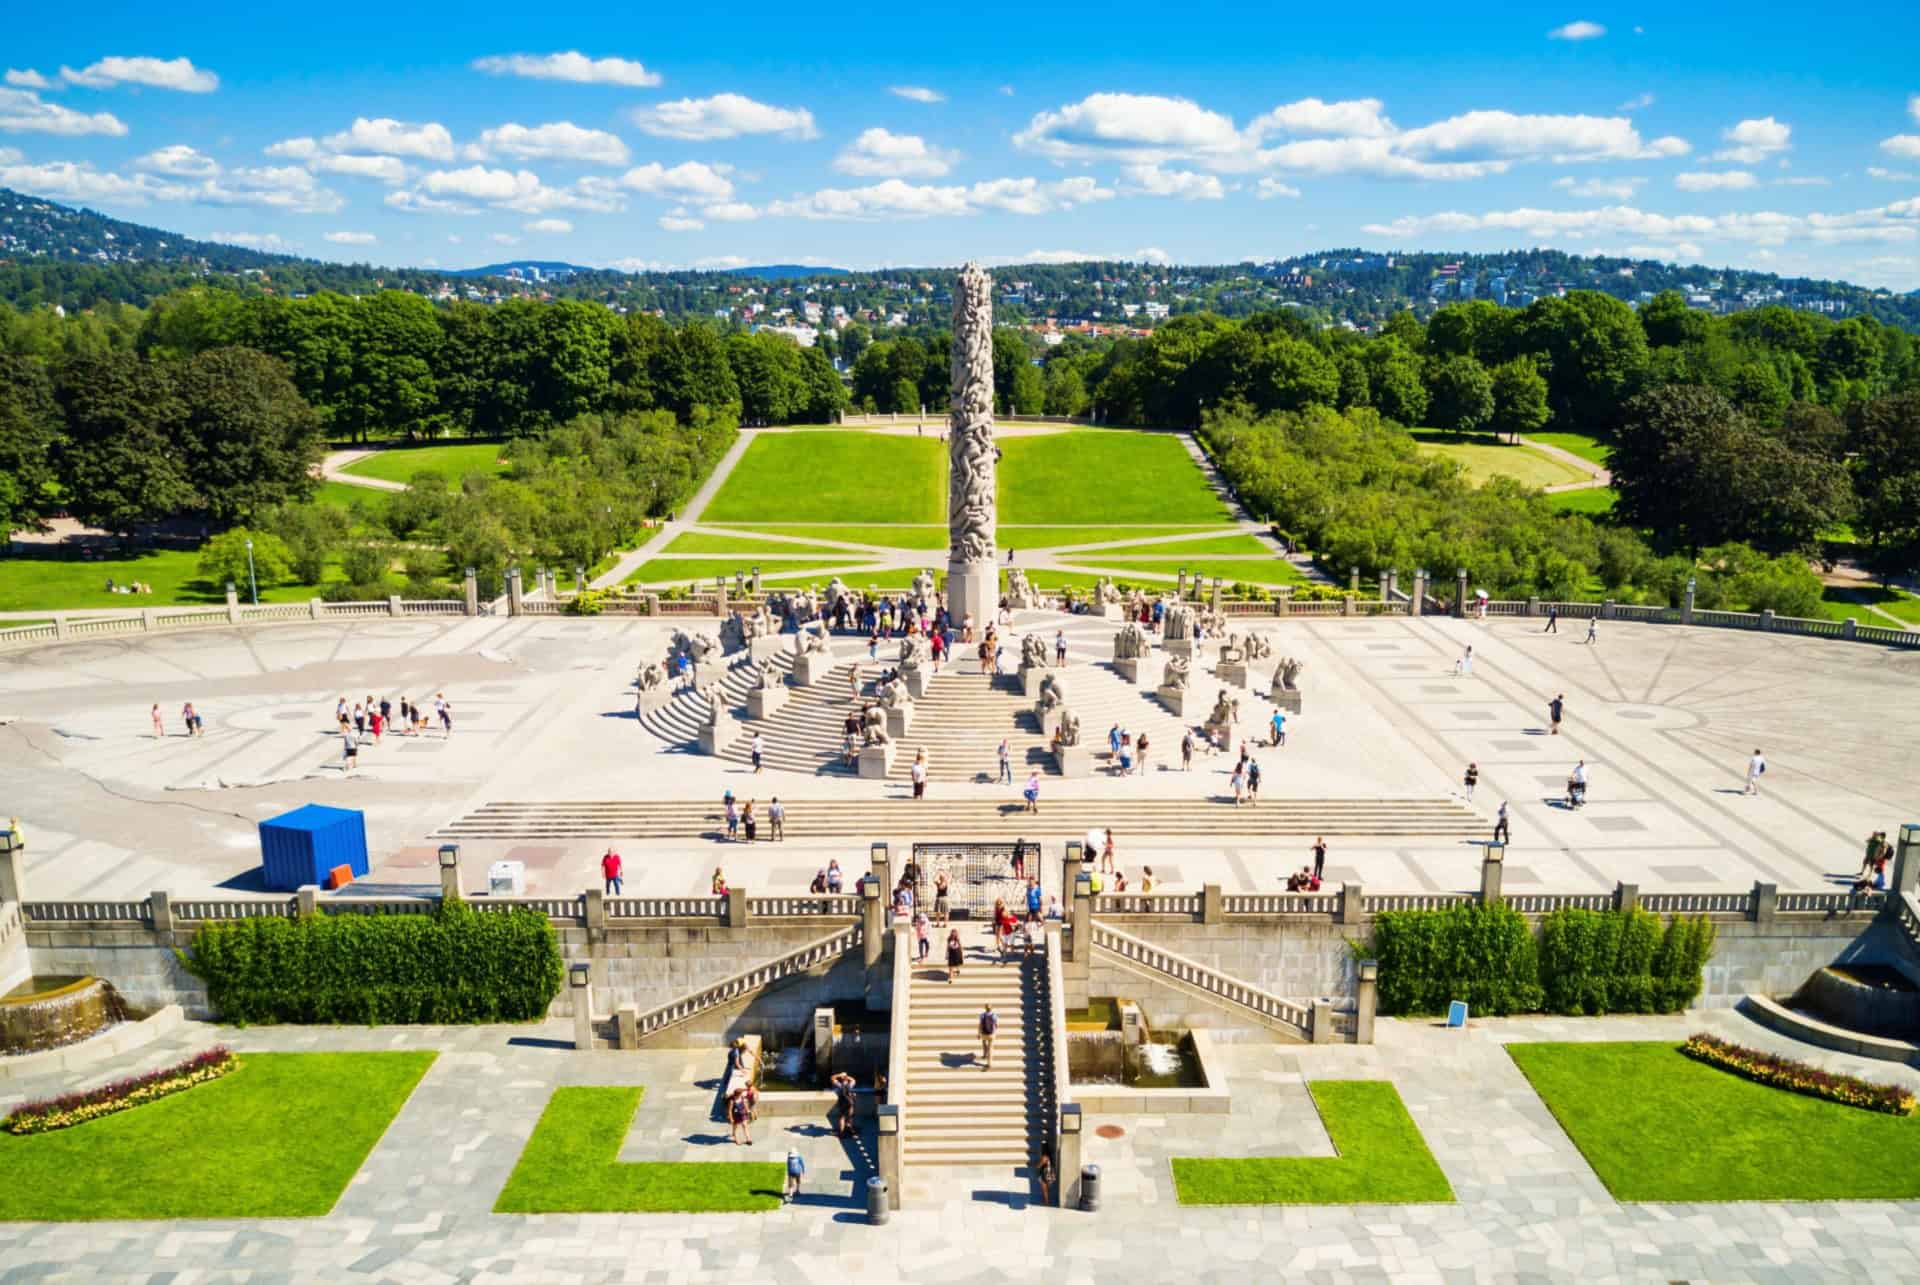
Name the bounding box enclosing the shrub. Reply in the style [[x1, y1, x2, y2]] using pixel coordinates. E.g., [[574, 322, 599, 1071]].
[[1681, 1033, 1916, 1116], [1652, 914, 1716, 1010], [5, 1047, 235, 1134], [1538, 907, 1668, 1014], [1368, 904, 1543, 1016], [568, 588, 609, 616], [180, 899, 563, 1025]]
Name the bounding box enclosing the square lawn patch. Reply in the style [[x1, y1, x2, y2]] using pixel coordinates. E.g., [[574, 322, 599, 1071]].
[[0, 1052, 436, 1220], [1507, 1041, 1920, 1201], [996, 432, 1228, 525], [495, 1086, 781, 1213], [1171, 1080, 1453, 1205], [702, 433, 946, 524]]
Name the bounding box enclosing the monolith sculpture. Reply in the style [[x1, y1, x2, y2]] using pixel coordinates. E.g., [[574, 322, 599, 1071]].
[[947, 262, 998, 630]]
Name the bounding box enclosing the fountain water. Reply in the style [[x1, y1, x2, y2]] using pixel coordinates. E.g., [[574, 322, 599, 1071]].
[[0, 976, 128, 1055]]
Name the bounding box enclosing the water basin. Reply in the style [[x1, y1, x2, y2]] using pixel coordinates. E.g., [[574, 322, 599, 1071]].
[[1, 975, 128, 1055]]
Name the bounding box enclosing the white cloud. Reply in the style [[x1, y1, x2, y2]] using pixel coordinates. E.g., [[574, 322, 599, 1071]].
[[701, 200, 758, 222], [471, 52, 660, 88], [1868, 166, 1919, 181], [1555, 175, 1643, 199], [1617, 92, 1656, 112], [490, 232, 519, 246], [200, 166, 343, 213], [1624, 241, 1703, 261], [616, 160, 735, 201], [309, 153, 408, 184], [524, 217, 572, 233], [385, 189, 480, 215], [321, 118, 455, 162], [1362, 201, 1920, 249], [659, 214, 704, 232], [135, 144, 219, 178], [324, 230, 375, 244], [61, 56, 218, 93], [1015, 247, 1172, 266], [471, 121, 629, 166], [1774, 176, 1830, 187], [447, 234, 462, 244], [764, 175, 1110, 221], [889, 86, 943, 104], [1547, 20, 1606, 40], [1248, 97, 1394, 139], [264, 137, 319, 160], [0, 147, 18, 165], [0, 154, 339, 212], [4, 69, 53, 90], [833, 127, 959, 178], [411, 165, 619, 214], [0, 88, 126, 136], [1014, 93, 1244, 165], [696, 255, 750, 270], [607, 256, 668, 272], [1675, 169, 1757, 191], [1711, 117, 1790, 164], [0, 159, 181, 205], [1395, 111, 1684, 163], [209, 231, 293, 250], [1121, 163, 1225, 199], [1910, 94, 1920, 125], [1256, 177, 1302, 199], [1882, 135, 1920, 160], [632, 93, 817, 141]]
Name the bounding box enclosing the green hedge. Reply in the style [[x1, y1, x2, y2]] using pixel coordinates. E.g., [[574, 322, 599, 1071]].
[[181, 900, 563, 1024], [1369, 905, 1715, 1018]]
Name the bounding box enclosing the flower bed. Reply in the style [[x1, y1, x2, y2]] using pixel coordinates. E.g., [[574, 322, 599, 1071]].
[[1680, 1033, 1916, 1116], [3, 1046, 235, 1135]]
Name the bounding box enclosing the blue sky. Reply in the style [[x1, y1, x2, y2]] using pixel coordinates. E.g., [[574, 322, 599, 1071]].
[[5, 4, 1920, 286]]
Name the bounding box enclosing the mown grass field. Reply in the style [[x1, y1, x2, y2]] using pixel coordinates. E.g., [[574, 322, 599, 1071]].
[[663, 532, 869, 555], [996, 431, 1231, 525], [1508, 1041, 1920, 1202], [1525, 429, 1613, 466], [721, 524, 949, 550], [0, 548, 349, 612], [1063, 556, 1308, 586], [0, 1052, 435, 1220], [311, 481, 393, 515], [997, 525, 1233, 550], [702, 432, 947, 523], [1816, 584, 1920, 625], [623, 557, 876, 586], [1410, 430, 1592, 489], [1545, 486, 1618, 515], [338, 443, 512, 485], [1065, 533, 1274, 556]]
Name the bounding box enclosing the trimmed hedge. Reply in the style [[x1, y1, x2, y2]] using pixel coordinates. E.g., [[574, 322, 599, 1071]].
[[181, 900, 563, 1024], [1369, 905, 1715, 1018]]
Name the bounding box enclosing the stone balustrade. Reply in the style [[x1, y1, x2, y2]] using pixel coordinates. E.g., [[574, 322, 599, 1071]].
[[1090, 919, 1313, 1039], [628, 921, 862, 1043]]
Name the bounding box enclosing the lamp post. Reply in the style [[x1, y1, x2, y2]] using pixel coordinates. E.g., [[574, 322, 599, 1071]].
[[244, 538, 258, 605], [570, 961, 594, 1051], [437, 843, 460, 901]]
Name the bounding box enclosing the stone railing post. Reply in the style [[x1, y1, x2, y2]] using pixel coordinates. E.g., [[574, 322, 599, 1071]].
[[1342, 593, 1356, 617], [1409, 571, 1424, 616], [869, 841, 890, 894], [1844, 617, 1858, 640], [1058, 1103, 1084, 1208], [1760, 608, 1776, 632], [726, 885, 748, 929], [54, 614, 70, 640], [1355, 960, 1378, 1045], [1526, 596, 1539, 618], [0, 830, 28, 902], [388, 594, 404, 618], [1382, 570, 1395, 603], [877, 1104, 901, 1205], [1682, 581, 1696, 625], [813, 1006, 836, 1073], [1201, 883, 1223, 924], [463, 567, 479, 615], [142, 608, 157, 631], [1068, 872, 1092, 984], [1455, 569, 1469, 617], [1480, 843, 1505, 904], [1603, 598, 1617, 620], [295, 885, 319, 917], [506, 566, 524, 616], [570, 965, 594, 1051], [584, 888, 606, 943], [309, 598, 324, 619], [575, 565, 588, 595], [1349, 567, 1360, 594], [1310, 998, 1334, 1044], [1752, 881, 1778, 927], [149, 890, 174, 937], [862, 878, 885, 969], [1891, 824, 1920, 897], [1615, 882, 1640, 914], [1337, 881, 1366, 927], [225, 582, 240, 623]]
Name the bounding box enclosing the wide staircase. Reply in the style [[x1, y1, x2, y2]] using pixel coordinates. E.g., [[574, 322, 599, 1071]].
[[636, 647, 801, 747], [902, 935, 1053, 1171]]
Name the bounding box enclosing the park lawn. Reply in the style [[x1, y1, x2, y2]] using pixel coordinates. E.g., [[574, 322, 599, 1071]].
[[495, 1087, 780, 1214], [664, 532, 872, 556], [997, 525, 1230, 550], [624, 557, 879, 586], [1062, 534, 1274, 556], [760, 567, 922, 590], [1525, 429, 1613, 466], [702, 432, 946, 524], [311, 481, 393, 517], [722, 524, 948, 550], [1816, 584, 1920, 626], [0, 548, 348, 612], [1410, 430, 1590, 489], [338, 443, 512, 486], [1172, 1081, 1453, 1205], [997, 431, 1230, 524], [1508, 1041, 1920, 1201], [0, 1051, 434, 1220], [1064, 556, 1308, 586], [1545, 486, 1618, 516]]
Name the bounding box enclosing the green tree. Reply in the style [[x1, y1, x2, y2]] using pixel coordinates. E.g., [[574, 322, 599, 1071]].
[[0, 354, 63, 532], [1011, 361, 1044, 415], [174, 346, 323, 525], [1251, 334, 1339, 413], [196, 528, 293, 589], [661, 322, 740, 420], [1516, 291, 1650, 431], [1364, 339, 1429, 427], [1638, 290, 1707, 348], [342, 291, 440, 441], [797, 344, 847, 422], [1489, 357, 1550, 442], [265, 502, 350, 584], [1851, 390, 1920, 577], [54, 350, 193, 533], [1426, 355, 1494, 436], [1043, 362, 1088, 417]]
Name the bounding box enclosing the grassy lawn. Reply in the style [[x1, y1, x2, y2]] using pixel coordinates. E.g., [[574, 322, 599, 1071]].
[[703, 433, 946, 523], [998, 525, 1235, 550], [1545, 486, 1618, 516], [997, 431, 1230, 524], [0, 1052, 434, 1220], [1816, 584, 1920, 626], [1063, 556, 1308, 586], [1525, 429, 1613, 466], [1410, 430, 1591, 489], [339, 443, 512, 485], [719, 524, 949, 550], [664, 532, 870, 555], [1508, 1041, 1920, 1202], [1064, 533, 1273, 556], [495, 1087, 780, 1213], [1172, 1081, 1453, 1205], [624, 557, 878, 586], [311, 480, 393, 516], [0, 548, 348, 612], [760, 568, 920, 590]]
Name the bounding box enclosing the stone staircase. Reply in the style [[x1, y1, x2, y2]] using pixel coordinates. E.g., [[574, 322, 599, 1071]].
[[637, 647, 799, 748], [902, 936, 1052, 1170]]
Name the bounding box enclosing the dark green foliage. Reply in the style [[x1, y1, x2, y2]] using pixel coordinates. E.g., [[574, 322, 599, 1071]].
[[181, 899, 563, 1025], [1537, 908, 1665, 1014], [1368, 905, 1543, 1016], [1651, 914, 1717, 1012]]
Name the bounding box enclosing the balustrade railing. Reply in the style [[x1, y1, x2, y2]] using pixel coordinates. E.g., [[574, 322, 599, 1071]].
[[608, 896, 725, 920], [1220, 893, 1338, 916], [1503, 892, 1614, 914], [1362, 893, 1476, 913], [1045, 919, 1070, 1155], [1776, 890, 1884, 914], [0, 899, 23, 955], [746, 895, 860, 918], [1899, 894, 1920, 954], [631, 922, 861, 1040], [1090, 892, 1200, 917], [23, 900, 151, 923], [1637, 891, 1753, 914], [173, 899, 297, 921], [1090, 920, 1310, 1037]]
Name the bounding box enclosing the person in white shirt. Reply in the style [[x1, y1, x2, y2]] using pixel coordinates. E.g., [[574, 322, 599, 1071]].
[[1745, 749, 1766, 795]]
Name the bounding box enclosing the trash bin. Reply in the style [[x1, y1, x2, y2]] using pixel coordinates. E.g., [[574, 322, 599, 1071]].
[[866, 1175, 889, 1224], [1080, 1163, 1100, 1212]]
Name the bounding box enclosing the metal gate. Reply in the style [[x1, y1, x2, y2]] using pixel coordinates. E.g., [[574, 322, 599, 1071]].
[[909, 841, 1047, 920]]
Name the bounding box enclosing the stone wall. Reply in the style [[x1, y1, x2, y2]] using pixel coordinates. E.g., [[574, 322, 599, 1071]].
[[27, 928, 210, 1018]]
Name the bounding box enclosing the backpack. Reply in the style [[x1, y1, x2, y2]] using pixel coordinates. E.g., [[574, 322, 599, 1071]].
[[980, 1011, 998, 1035]]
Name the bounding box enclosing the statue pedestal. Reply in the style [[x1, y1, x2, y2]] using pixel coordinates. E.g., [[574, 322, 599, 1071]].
[[1035, 703, 1065, 736], [748, 636, 785, 664], [857, 743, 896, 779], [1113, 656, 1162, 687], [1053, 743, 1092, 778], [1163, 637, 1197, 660], [904, 668, 933, 700], [884, 704, 915, 739], [635, 686, 673, 716], [1216, 661, 1249, 689], [792, 652, 834, 687], [1021, 665, 1047, 698], [697, 717, 736, 756], [1155, 687, 1192, 718], [1100, 604, 1125, 622], [946, 560, 998, 637], [1272, 689, 1302, 714], [747, 685, 788, 720]]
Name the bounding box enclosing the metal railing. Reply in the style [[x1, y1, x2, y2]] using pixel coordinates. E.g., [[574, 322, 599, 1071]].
[[631, 921, 862, 1041], [1089, 919, 1310, 1038]]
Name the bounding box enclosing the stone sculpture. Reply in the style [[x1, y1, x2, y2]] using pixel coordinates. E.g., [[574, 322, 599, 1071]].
[[720, 603, 775, 652], [946, 263, 998, 628], [897, 633, 930, 676], [1005, 568, 1044, 610], [1057, 707, 1082, 747], [1093, 577, 1122, 607], [910, 569, 937, 613], [672, 628, 720, 664], [824, 577, 854, 623], [1161, 654, 1191, 691], [636, 661, 665, 690], [1275, 656, 1304, 691], [1162, 602, 1195, 642], [750, 659, 779, 689], [702, 684, 727, 727], [1113, 621, 1150, 661], [794, 625, 828, 655], [1037, 671, 1068, 710], [1021, 633, 1050, 671], [1218, 633, 1246, 664], [875, 676, 911, 710], [1204, 690, 1239, 739], [1245, 633, 1273, 661], [859, 704, 891, 745]]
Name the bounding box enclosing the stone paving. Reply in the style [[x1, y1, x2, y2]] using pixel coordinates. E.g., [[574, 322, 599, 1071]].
[[3, 1007, 1919, 1280]]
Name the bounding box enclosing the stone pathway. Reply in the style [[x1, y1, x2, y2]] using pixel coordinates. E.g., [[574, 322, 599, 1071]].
[[1518, 434, 1614, 495], [318, 448, 411, 493], [593, 429, 764, 590]]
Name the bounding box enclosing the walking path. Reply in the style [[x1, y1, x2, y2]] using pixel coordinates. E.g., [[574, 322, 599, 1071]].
[[1519, 435, 1614, 494], [318, 449, 410, 493], [592, 430, 763, 589]]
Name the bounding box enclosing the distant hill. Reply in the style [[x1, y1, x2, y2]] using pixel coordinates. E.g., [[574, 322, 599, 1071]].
[[449, 259, 596, 279], [723, 264, 850, 280], [0, 186, 322, 272]]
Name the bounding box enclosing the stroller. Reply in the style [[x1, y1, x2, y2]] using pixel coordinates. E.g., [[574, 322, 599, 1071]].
[[1565, 775, 1587, 809]]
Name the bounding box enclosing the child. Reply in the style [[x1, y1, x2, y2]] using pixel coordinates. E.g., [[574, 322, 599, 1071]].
[[784, 1147, 806, 1204]]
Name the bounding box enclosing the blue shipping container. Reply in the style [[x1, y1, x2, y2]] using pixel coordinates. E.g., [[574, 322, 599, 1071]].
[[258, 804, 369, 891]]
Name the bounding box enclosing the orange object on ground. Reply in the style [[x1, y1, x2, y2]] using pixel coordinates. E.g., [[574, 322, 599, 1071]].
[[325, 864, 354, 889]]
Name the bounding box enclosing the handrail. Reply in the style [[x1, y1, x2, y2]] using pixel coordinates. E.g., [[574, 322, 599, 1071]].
[[23, 900, 151, 923], [630, 921, 861, 1041], [888, 922, 913, 1177], [1045, 919, 1071, 1164], [1089, 919, 1310, 1038], [0, 899, 23, 959]]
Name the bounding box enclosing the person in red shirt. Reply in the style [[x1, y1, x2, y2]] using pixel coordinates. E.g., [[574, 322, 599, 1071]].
[[601, 847, 623, 895]]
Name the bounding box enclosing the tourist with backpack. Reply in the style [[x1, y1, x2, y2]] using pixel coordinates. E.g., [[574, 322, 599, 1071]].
[[978, 1004, 998, 1069]]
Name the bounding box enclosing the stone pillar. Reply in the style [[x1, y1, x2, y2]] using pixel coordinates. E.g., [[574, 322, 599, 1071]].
[[1355, 960, 1378, 1045], [616, 1006, 639, 1050], [1310, 999, 1334, 1044], [0, 830, 25, 902], [1760, 608, 1775, 632], [813, 1006, 836, 1074], [877, 1105, 901, 1208], [571, 968, 595, 1051], [225, 582, 240, 622], [388, 594, 404, 618], [54, 614, 69, 640], [1752, 881, 1778, 927], [1891, 824, 1920, 897], [726, 885, 748, 929], [1058, 1103, 1084, 1208], [716, 578, 728, 617], [1844, 617, 1858, 641], [295, 885, 319, 917], [575, 565, 587, 595], [1342, 594, 1356, 617], [945, 262, 1000, 631], [507, 567, 524, 616], [1177, 569, 1187, 598], [1381, 570, 1394, 603], [1526, 596, 1539, 618], [1349, 567, 1360, 594], [870, 842, 891, 895], [862, 878, 885, 970], [1409, 571, 1425, 617], [1456, 569, 1469, 617], [584, 888, 606, 943], [1201, 883, 1223, 925], [141, 607, 157, 631], [1210, 578, 1223, 614], [1480, 843, 1505, 904], [149, 890, 174, 937], [310, 598, 324, 619], [1604, 598, 1618, 620], [1119, 1000, 1146, 1045], [1337, 881, 1366, 927], [1682, 581, 1696, 625], [1069, 871, 1092, 984], [1616, 882, 1640, 914], [463, 567, 479, 615]]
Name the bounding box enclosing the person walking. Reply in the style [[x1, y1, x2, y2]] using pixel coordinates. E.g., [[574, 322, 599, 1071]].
[[742, 800, 758, 842], [1583, 617, 1598, 645], [1136, 732, 1150, 774], [1270, 709, 1286, 747], [784, 1147, 806, 1204], [1311, 837, 1327, 883], [768, 797, 785, 841], [601, 847, 624, 895], [978, 1003, 998, 1070], [728, 1088, 752, 1145], [751, 733, 765, 774], [1548, 693, 1565, 736], [1101, 829, 1116, 875], [341, 729, 359, 774], [151, 703, 165, 738], [1544, 605, 1559, 633], [1246, 758, 1262, 805], [1025, 877, 1043, 924], [914, 910, 931, 961], [724, 792, 740, 841], [826, 859, 843, 893], [1023, 770, 1040, 814], [352, 702, 366, 742], [1493, 801, 1511, 845], [945, 928, 964, 984], [910, 751, 928, 800], [1182, 729, 1195, 771], [1229, 759, 1246, 806], [997, 737, 1013, 785], [830, 1070, 857, 1136], [1456, 645, 1474, 678], [933, 870, 950, 924], [1745, 748, 1766, 795], [1034, 1142, 1057, 1207], [1462, 762, 1479, 801], [436, 693, 453, 736], [1055, 630, 1068, 666]]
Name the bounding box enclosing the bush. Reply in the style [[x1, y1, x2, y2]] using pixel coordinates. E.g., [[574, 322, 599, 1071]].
[[1681, 1033, 1915, 1115], [180, 899, 563, 1024], [568, 588, 609, 615], [1538, 907, 1667, 1014], [1652, 914, 1717, 1011], [1368, 904, 1543, 1016]]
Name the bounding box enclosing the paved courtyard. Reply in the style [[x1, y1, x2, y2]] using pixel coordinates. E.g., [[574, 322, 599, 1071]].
[[0, 611, 1914, 904]]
